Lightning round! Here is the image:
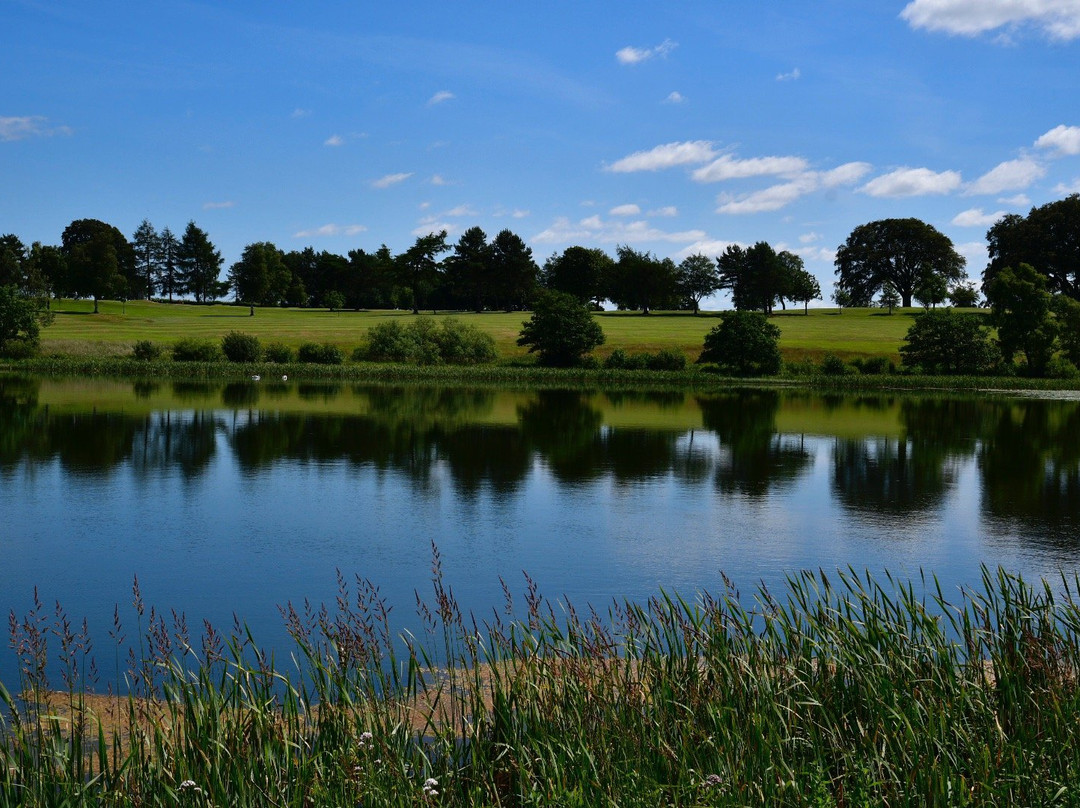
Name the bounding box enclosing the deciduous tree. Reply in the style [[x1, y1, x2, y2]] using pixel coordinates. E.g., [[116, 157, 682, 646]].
[[835, 218, 966, 307], [517, 290, 604, 367], [985, 194, 1080, 299], [697, 311, 782, 376], [677, 253, 720, 315]]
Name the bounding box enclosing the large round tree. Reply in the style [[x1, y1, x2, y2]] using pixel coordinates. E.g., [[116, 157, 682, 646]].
[[834, 218, 966, 308]]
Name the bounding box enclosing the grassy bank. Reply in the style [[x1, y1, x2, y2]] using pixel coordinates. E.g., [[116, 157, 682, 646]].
[[37, 298, 933, 363], [3, 561, 1080, 805]]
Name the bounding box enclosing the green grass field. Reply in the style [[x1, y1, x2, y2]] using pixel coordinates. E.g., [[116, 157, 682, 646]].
[[40, 298, 974, 363]]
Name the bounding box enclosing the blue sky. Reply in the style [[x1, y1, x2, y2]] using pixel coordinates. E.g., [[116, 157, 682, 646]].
[[3, 0, 1080, 304]]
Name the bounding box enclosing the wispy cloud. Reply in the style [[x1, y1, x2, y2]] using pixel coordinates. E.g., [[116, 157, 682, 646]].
[[692, 154, 809, 183], [324, 134, 345, 147], [716, 162, 871, 213], [430, 174, 449, 186], [444, 204, 478, 217], [861, 166, 962, 197], [427, 90, 455, 106], [533, 215, 704, 245], [1054, 178, 1080, 195], [664, 91, 686, 104], [202, 201, 235, 210], [776, 67, 801, 81], [616, 38, 678, 65], [610, 204, 642, 216], [606, 140, 717, 173], [291, 108, 311, 118], [293, 223, 368, 238], [901, 0, 1080, 40], [413, 217, 455, 237], [649, 206, 678, 217], [966, 156, 1045, 195], [1035, 124, 1080, 155], [371, 172, 413, 189], [999, 193, 1031, 206], [952, 207, 1007, 227], [0, 115, 72, 141]]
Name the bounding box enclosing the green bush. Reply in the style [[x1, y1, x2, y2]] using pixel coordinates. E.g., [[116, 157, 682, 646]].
[[221, 331, 263, 363], [172, 338, 222, 362], [0, 338, 38, 359], [1046, 356, 1080, 379], [264, 342, 294, 363], [645, 348, 687, 372], [297, 342, 344, 365], [850, 356, 893, 375], [697, 311, 781, 376], [899, 309, 1000, 375], [819, 354, 850, 376], [363, 318, 496, 365], [603, 348, 645, 370], [132, 340, 163, 361], [517, 291, 605, 368]]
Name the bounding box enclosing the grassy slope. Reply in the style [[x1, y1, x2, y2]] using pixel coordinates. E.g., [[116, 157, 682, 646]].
[[42, 298, 977, 362]]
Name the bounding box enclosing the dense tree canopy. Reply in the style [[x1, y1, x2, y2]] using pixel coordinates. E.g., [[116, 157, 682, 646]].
[[517, 290, 604, 367], [899, 310, 998, 374], [716, 242, 806, 314], [0, 284, 51, 356], [61, 219, 135, 312], [608, 246, 679, 314], [835, 218, 966, 308], [985, 194, 1080, 300], [542, 246, 612, 307], [177, 222, 225, 303], [697, 311, 782, 376], [677, 254, 720, 315], [984, 263, 1058, 376]]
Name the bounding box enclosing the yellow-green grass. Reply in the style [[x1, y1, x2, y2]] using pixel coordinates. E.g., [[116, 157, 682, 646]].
[[41, 298, 978, 363]]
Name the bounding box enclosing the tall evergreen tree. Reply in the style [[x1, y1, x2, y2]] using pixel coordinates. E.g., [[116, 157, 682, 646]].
[[489, 229, 538, 311], [155, 227, 180, 302], [177, 221, 224, 303], [131, 220, 161, 300]]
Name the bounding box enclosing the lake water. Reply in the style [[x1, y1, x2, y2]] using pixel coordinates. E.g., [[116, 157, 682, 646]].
[[2, 374, 1079, 687]]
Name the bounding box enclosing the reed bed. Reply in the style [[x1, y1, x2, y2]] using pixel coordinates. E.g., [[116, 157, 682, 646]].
[[4, 555, 1080, 806]]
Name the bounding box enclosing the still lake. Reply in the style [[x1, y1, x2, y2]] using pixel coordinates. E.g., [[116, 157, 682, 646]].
[[2, 373, 1079, 685]]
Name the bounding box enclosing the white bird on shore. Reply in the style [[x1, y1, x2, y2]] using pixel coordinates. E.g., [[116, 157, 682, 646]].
[[282, 375, 288, 381], [251, 374, 261, 381]]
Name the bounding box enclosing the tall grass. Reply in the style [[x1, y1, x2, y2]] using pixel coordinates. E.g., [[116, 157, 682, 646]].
[[4, 556, 1080, 805]]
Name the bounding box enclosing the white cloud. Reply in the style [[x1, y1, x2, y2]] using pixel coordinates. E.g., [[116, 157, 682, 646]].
[[952, 207, 1007, 227], [202, 201, 235, 210], [1054, 178, 1080, 194], [715, 162, 870, 214], [610, 204, 642, 216], [607, 140, 717, 173], [999, 193, 1031, 206], [674, 240, 741, 260], [648, 206, 678, 217], [291, 108, 311, 118], [616, 39, 677, 65], [430, 174, 449, 186], [799, 232, 822, 244], [900, 0, 1080, 40], [533, 215, 704, 245], [444, 204, 477, 217], [0, 115, 71, 141], [427, 90, 455, 106], [293, 223, 368, 238], [955, 240, 989, 270], [692, 154, 809, 183], [717, 180, 815, 214], [511, 209, 530, 219], [412, 218, 456, 237], [664, 91, 686, 104], [371, 172, 413, 189], [1035, 124, 1080, 155], [861, 167, 963, 197], [776, 67, 801, 81], [966, 157, 1045, 195], [324, 134, 345, 147]]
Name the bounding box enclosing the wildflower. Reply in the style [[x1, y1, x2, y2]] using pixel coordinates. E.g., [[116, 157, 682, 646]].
[[704, 774, 724, 788], [423, 777, 439, 797], [358, 730, 374, 748]]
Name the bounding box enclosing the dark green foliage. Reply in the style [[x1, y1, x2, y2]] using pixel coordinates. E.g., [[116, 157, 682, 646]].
[[228, 242, 290, 306], [985, 194, 1080, 299], [604, 348, 687, 371], [676, 253, 720, 315], [60, 218, 135, 311], [177, 221, 226, 304], [900, 309, 1000, 374], [363, 318, 496, 365], [0, 284, 50, 357], [324, 290, 345, 312], [608, 246, 680, 314], [819, 353, 850, 376], [850, 356, 894, 375], [835, 218, 966, 307], [171, 338, 222, 362], [221, 331, 263, 363], [984, 263, 1058, 376], [517, 290, 605, 367], [542, 246, 613, 307], [131, 340, 163, 361], [1053, 294, 1080, 368], [297, 342, 344, 364], [949, 282, 981, 308], [263, 342, 294, 363], [697, 311, 781, 376]]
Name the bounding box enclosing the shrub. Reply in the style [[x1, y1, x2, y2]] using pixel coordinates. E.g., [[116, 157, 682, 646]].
[[221, 331, 263, 363], [850, 356, 893, 375], [517, 291, 605, 367], [645, 348, 687, 372], [264, 342, 294, 363], [363, 318, 496, 365], [603, 348, 646, 371], [0, 285, 49, 357], [297, 342, 344, 365], [132, 340, 163, 361], [172, 338, 221, 362], [1046, 356, 1080, 379], [819, 354, 850, 376], [697, 311, 781, 376], [899, 309, 1000, 375]]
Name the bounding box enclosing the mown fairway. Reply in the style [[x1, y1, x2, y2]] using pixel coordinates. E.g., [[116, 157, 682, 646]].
[[40, 298, 987, 362]]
